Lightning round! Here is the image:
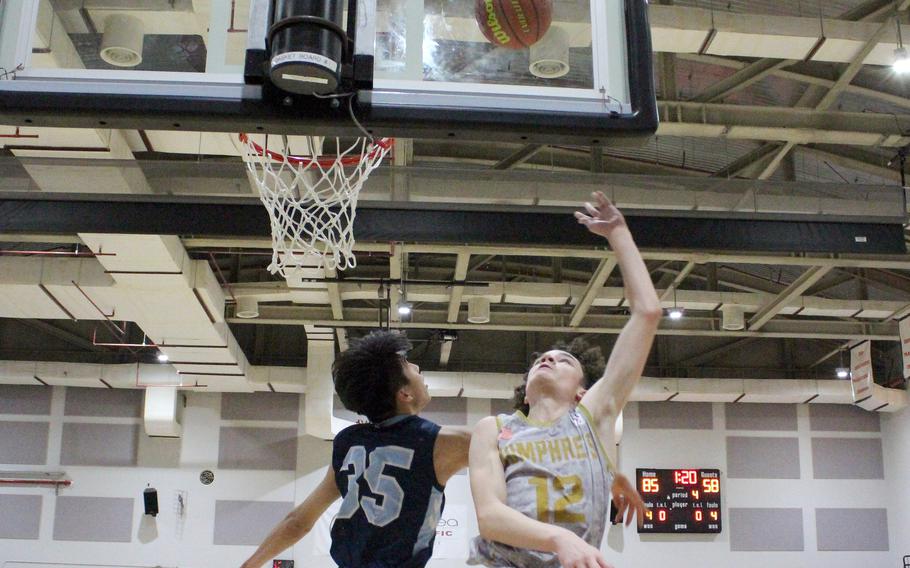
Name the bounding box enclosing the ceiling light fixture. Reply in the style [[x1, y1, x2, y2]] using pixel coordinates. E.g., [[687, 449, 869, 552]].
[[667, 287, 684, 320], [894, 16, 910, 73], [836, 348, 850, 379]]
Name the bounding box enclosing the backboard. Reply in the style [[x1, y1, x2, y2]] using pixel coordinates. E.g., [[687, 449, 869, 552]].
[[0, 0, 657, 144]]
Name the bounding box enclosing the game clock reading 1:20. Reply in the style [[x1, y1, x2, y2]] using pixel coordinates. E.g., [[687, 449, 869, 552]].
[[635, 468, 722, 533]]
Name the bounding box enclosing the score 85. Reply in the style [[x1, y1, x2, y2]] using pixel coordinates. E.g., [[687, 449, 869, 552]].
[[702, 478, 720, 493], [641, 478, 660, 493]]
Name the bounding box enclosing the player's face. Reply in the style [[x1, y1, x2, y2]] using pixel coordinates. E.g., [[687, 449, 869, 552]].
[[401, 359, 431, 411], [525, 350, 585, 405]]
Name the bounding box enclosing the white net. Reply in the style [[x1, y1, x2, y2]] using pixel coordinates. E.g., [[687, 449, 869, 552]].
[[240, 134, 392, 275]]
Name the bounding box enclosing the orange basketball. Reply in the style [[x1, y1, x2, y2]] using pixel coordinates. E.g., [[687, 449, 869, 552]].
[[475, 0, 553, 50]]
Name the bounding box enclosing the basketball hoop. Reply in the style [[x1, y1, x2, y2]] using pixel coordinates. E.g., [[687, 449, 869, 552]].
[[239, 133, 393, 275]]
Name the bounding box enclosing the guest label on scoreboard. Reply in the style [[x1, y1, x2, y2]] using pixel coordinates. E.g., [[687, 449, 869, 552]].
[[636, 468, 722, 534]]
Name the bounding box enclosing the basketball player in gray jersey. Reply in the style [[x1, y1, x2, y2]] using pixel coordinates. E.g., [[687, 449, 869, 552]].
[[468, 192, 661, 568]]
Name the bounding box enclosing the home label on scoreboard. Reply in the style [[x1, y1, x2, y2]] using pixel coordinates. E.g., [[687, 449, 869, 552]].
[[636, 468, 722, 534]]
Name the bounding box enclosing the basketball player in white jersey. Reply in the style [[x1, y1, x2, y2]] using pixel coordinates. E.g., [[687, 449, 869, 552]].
[[468, 192, 661, 568]]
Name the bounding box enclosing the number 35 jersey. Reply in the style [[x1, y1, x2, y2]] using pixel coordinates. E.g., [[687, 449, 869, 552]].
[[331, 414, 444, 568], [468, 405, 614, 568]]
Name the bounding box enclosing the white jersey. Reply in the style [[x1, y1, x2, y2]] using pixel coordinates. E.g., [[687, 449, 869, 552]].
[[468, 404, 614, 567]]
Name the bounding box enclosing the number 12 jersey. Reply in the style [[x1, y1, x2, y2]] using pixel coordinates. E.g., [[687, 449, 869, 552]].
[[468, 405, 614, 567]]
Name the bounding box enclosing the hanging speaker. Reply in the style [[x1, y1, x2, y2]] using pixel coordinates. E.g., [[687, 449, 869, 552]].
[[143, 487, 159, 517], [721, 304, 745, 331], [467, 297, 491, 324]]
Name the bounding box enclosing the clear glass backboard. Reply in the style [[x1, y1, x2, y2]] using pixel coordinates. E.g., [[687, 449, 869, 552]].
[[0, 0, 656, 143]]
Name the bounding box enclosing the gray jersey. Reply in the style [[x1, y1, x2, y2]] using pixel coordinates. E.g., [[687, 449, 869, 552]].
[[468, 404, 614, 568]]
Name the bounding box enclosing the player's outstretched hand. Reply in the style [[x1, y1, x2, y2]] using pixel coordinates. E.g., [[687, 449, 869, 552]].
[[574, 191, 627, 239], [611, 473, 648, 527], [554, 530, 614, 568]]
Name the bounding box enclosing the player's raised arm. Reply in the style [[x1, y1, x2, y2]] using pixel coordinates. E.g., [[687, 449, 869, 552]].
[[469, 416, 611, 568], [576, 192, 662, 425], [240, 467, 340, 568]]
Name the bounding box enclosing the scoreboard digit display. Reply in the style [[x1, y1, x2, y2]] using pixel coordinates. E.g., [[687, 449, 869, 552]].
[[636, 468, 722, 534]]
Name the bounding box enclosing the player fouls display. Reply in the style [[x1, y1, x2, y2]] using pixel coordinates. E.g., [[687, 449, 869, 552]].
[[636, 468, 722, 534]]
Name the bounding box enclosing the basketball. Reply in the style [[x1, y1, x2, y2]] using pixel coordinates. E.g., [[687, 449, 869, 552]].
[[475, 0, 553, 50]]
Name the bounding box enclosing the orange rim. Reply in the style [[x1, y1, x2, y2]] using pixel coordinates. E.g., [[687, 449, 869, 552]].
[[238, 133, 394, 167]]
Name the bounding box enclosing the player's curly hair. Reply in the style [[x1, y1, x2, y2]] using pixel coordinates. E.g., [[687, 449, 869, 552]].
[[511, 337, 606, 414], [333, 330, 412, 423]]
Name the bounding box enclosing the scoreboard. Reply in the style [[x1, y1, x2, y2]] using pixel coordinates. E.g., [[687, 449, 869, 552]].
[[636, 468, 722, 534]]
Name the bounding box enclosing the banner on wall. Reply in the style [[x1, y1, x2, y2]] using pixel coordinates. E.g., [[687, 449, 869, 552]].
[[429, 504, 469, 558], [900, 317, 910, 379], [850, 340, 874, 401], [312, 500, 469, 559]]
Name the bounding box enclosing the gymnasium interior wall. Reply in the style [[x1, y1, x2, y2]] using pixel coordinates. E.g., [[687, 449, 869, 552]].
[[0, 385, 905, 568]]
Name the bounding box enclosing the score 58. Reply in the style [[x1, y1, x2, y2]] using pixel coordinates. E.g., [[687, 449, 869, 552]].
[[702, 478, 719, 493]]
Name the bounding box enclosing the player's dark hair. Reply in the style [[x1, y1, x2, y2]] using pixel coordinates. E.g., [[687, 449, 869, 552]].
[[512, 337, 606, 414], [333, 330, 412, 423]]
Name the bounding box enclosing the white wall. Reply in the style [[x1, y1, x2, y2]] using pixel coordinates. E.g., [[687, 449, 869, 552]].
[[1, 391, 907, 568], [882, 407, 910, 563], [614, 402, 897, 568]]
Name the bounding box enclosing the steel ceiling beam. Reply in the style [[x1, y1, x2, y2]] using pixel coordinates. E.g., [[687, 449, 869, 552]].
[[675, 337, 762, 367], [389, 246, 404, 323], [659, 261, 697, 301], [754, 16, 898, 179], [324, 266, 343, 320], [184, 238, 910, 270], [677, 54, 910, 112], [232, 306, 899, 341], [656, 101, 910, 147], [16, 319, 106, 353], [6, 195, 901, 253], [447, 252, 471, 323], [688, 0, 900, 108], [712, 144, 784, 179], [569, 257, 618, 327], [492, 144, 545, 170], [801, 145, 898, 183], [691, 59, 795, 103], [748, 266, 833, 330]]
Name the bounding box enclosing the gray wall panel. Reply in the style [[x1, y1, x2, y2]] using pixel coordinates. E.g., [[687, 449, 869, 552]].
[[53, 497, 133, 543], [0, 385, 52, 415], [730, 508, 804, 551], [422, 397, 468, 426], [491, 398, 515, 416], [816, 508, 889, 551], [333, 394, 363, 422], [64, 387, 142, 417], [725, 403, 797, 431], [60, 423, 139, 467], [812, 438, 884, 479], [218, 427, 297, 470], [0, 421, 49, 465], [727, 436, 800, 479], [639, 402, 713, 430], [0, 495, 41, 539], [221, 392, 299, 421], [809, 404, 880, 432], [137, 433, 181, 468], [214, 500, 294, 545]]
